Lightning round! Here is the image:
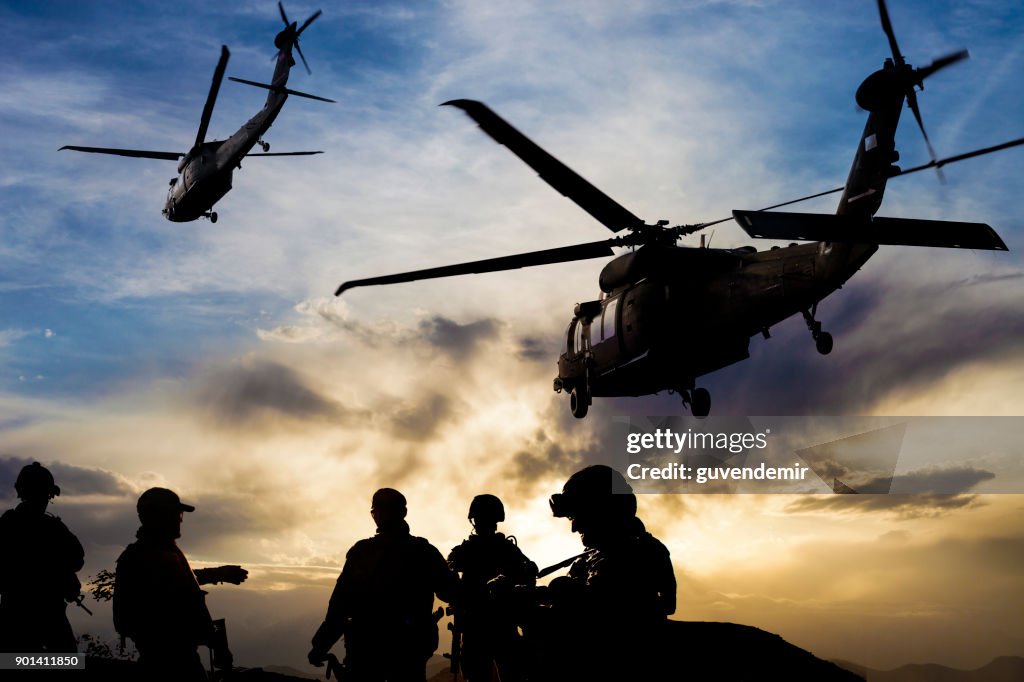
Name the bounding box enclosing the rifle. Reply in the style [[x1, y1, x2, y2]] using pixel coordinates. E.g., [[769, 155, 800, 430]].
[[442, 605, 461, 682], [535, 549, 595, 580], [70, 593, 93, 616], [208, 618, 233, 678]]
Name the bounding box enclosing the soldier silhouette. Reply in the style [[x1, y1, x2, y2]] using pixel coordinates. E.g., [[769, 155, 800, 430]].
[[309, 488, 455, 682], [113, 487, 247, 681], [447, 494, 537, 682], [521, 465, 676, 681], [0, 462, 85, 653]]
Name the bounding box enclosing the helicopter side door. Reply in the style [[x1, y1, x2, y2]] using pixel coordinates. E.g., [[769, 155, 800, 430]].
[[589, 294, 620, 372], [562, 317, 592, 387]]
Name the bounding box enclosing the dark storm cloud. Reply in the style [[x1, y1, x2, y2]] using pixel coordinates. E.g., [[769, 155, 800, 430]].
[[194, 359, 347, 426], [695, 272, 1024, 415], [785, 465, 993, 517], [0, 455, 133, 500], [785, 464, 995, 517], [183, 491, 306, 555], [943, 271, 1024, 291], [785, 493, 983, 518], [417, 315, 499, 357], [826, 305, 1024, 409], [0, 457, 309, 558], [512, 425, 612, 494], [385, 392, 454, 441], [517, 335, 553, 362]]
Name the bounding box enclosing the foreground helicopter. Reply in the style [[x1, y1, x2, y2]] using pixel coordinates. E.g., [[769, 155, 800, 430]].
[[336, 0, 1023, 418], [60, 2, 332, 223]]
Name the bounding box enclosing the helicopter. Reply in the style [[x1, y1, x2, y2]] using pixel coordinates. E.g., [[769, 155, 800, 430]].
[[335, 0, 1023, 418], [60, 2, 333, 224]]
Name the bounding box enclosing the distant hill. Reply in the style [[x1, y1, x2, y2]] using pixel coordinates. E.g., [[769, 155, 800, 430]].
[[428, 620, 863, 681], [834, 656, 1024, 682]]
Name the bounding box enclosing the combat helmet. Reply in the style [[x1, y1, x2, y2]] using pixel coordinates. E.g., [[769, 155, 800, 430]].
[[468, 494, 505, 523], [549, 464, 636, 520], [15, 462, 60, 499]]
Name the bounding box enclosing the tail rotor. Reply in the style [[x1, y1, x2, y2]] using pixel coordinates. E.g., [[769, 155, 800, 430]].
[[875, 0, 969, 177], [276, 1, 322, 74]]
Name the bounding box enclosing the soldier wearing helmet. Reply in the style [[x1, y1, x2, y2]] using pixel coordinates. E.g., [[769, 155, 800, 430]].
[[308, 488, 455, 681], [447, 494, 537, 682], [114, 487, 247, 681], [531, 465, 675, 680], [0, 462, 84, 653]]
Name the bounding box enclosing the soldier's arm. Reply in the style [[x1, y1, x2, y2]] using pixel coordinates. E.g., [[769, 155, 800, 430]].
[[508, 542, 539, 586], [112, 557, 137, 640], [57, 519, 85, 573], [310, 552, 356, 662], [429, 543, 457, 604], [195, 565, 249, 585]]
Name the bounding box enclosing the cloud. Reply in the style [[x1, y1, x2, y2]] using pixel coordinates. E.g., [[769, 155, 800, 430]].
[[785, 493, 984, 519], [784, 463, 996, 517], [385, 391, 454, 441], [417, 315, 499, 357], [0, 329, 30, 348], [0, 455, 135, 501], [193, 358, 347, 427]]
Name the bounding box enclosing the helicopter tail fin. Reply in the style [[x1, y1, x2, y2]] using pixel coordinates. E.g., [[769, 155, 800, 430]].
[[732, 210, 1007, 251]]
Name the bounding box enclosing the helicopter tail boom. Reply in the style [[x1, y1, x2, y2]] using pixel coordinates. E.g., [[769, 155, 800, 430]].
[[733, 210, 1007, 251]]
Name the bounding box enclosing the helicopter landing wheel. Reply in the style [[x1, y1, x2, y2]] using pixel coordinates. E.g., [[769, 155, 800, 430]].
[[690, 387, 711, 418], [210, 212, 218, 224], [815, 331, 833, 355], [570, 386, 589, 419]]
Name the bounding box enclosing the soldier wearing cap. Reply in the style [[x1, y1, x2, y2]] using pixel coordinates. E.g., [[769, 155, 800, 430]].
[[308, 488, 456, 682], [0, 462, 84, 653], [447, 494, 537, 682], [114, 487, 247, 681], [528, 465, 676, 680]]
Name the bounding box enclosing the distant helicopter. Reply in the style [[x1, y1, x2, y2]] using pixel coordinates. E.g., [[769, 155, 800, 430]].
[[60, 2, 333, 223], [335, 0, 1023, 418]]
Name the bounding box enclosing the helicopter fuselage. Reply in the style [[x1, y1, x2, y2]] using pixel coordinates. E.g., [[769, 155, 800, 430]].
[[555, 61, 906, 409], [163, 95, 287, 222], [555, 240, 876, 399]]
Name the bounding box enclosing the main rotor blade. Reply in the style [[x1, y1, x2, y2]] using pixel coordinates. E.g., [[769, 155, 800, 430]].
[[916, 49, 969, 82], [278, 1, 290, 26], [894, 136, 1024, 177], [443, 99, 645, 234], [335, 240, 615, 295], [195, 46, 230, 150], [245, 151, 323, 156], [705, 136, 1024, 230], [877, 0, 904, 66], [297, 9, 321, 35], [59, 146, 183, 160]]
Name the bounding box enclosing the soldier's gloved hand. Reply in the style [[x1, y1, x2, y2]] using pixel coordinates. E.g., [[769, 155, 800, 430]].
[[215, 565, 248, 585], [308, 647, 329, 667], [196, 565, 249, 585], [486, 574, 512, 599]]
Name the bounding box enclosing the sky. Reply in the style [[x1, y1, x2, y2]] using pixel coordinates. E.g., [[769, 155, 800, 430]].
[[1, 0, 1024, 675]]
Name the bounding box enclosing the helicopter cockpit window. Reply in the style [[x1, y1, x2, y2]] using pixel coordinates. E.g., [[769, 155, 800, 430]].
[[602, 297, 618, 340], [573, 320, 584, 355]]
